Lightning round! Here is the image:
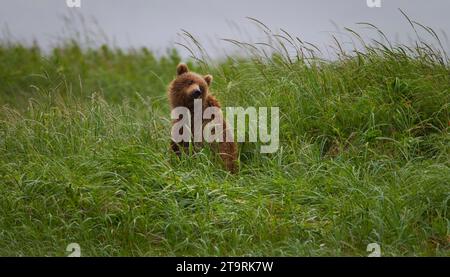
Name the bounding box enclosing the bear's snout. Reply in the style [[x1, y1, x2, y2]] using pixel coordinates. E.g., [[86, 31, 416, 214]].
[[192, 88, 202, 98]]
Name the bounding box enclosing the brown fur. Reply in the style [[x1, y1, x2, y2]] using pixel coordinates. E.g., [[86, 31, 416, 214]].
[[168, 63, 238, 173]]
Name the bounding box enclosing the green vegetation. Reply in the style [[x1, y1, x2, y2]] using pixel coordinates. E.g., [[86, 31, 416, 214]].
[[0, 22, 449, 256]]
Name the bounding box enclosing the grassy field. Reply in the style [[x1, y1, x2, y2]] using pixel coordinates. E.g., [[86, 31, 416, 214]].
[[0, 24, 449, 256]]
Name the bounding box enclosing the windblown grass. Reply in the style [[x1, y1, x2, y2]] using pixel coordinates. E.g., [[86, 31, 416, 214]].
[[0, 16, 449, 256]]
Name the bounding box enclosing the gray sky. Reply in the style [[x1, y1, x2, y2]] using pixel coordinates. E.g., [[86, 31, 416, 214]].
[[1, 0, 449, 58]]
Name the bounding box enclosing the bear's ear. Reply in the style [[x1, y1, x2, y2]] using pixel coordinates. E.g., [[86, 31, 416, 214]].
[[176, 63, 189, 75], [204, 74, 213, 86]]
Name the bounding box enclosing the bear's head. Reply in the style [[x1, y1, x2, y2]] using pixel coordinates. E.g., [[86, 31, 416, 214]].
[[168, 63, 213, 109]]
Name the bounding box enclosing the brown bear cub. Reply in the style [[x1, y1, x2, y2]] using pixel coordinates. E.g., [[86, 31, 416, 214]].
[[168, 63, 238, 173]]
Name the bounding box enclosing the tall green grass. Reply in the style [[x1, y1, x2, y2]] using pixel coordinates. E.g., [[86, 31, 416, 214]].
[[0, 17, 449, 256]]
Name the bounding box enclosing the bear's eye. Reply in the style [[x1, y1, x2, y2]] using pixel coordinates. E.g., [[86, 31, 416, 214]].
[[186, 80, 194, 85]]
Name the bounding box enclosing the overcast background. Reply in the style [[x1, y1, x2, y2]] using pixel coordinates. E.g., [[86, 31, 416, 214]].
[[1, 0, 449, 58]]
